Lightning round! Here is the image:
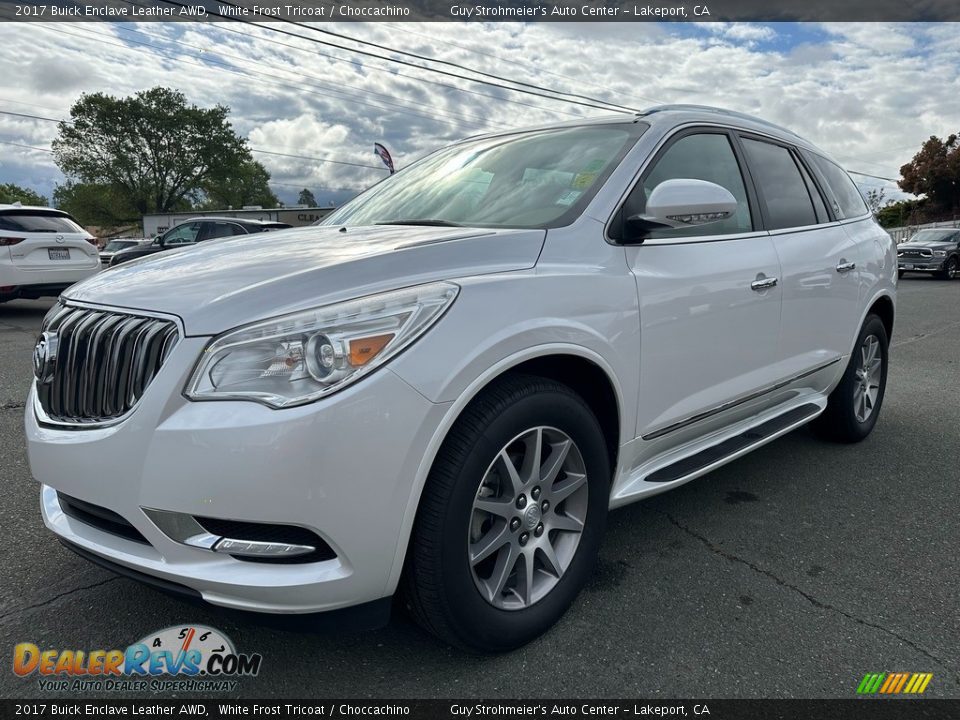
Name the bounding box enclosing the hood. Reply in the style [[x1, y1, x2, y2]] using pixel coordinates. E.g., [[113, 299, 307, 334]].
[[64, 225, 545, 335], [900, 240, 955, 250]]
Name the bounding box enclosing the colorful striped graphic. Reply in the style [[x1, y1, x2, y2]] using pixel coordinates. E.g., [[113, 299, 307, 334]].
[[857, 672, 933, 694]]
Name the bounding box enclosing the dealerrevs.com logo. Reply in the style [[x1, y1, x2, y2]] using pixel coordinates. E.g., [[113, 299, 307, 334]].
[[13, 625, 262, 693]]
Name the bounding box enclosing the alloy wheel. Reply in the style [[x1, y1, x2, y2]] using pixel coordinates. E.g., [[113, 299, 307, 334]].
[[853, 334, 883, 423], [468, 426, 589, 610]]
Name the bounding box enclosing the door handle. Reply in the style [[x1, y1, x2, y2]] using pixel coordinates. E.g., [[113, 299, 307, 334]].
[[751, 277, 778, 291], [836, 261, 856, 273]]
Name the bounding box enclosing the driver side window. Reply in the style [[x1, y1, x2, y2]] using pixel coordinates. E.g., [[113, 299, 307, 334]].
[[625, 132, 753, 239], [162, 222, 201, 246]]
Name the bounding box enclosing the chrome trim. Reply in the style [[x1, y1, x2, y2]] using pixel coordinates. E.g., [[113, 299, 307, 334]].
[[836, 261, 857, 273], [751, 276, 779, 290], [33, 300, 182, 430], [641, 357, 842, 441], [142, 508, 216, 548], [213, 538, 316, 558]]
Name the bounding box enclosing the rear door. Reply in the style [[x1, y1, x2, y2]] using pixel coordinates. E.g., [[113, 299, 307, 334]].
[[738, 136, 861, 377], [1, 209, 98, 272], [621, 128, 784, 440]]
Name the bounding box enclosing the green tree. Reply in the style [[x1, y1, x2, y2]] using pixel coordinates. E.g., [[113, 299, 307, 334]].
[[52, 87, 252, 216], [298, 188, 317, 207], [876, 198, 926, 228], [53, 181, 160, 228], [899, 133, 960, 218], [0, 183, 48, 206], [200, 159, 278, 210]]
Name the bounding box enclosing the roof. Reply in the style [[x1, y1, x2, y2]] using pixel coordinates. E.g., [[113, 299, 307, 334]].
[[0, 204, 69, 214], [181, 216, 283, 225], [463, 104, 826, 156]]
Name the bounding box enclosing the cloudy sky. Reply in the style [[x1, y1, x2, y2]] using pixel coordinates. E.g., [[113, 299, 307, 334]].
[[0, 20, 958, 207]]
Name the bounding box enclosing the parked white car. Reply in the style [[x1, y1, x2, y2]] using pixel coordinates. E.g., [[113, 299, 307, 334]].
[[25, 106, 896, 651], [0, 205, 100, 302]]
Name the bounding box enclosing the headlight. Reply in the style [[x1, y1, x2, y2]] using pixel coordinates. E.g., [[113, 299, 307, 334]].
[[933, 250, 947, 257], [185, 282, 458, 407]]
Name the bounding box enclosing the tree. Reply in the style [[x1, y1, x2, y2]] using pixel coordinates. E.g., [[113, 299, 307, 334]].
[[864, 188, 891, 216], [200, 159, 278, 210], [899, 133, 960, 219], [53, 181, 158, 228], [0, 183, 48, 206], [298, 188, 317, 207], [52, 87, 253, 216]]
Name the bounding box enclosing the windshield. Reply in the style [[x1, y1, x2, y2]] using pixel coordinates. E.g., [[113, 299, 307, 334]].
[[105, 240, 136, 251], [910, 229, 956, 243], [323, 123, 644, 230]]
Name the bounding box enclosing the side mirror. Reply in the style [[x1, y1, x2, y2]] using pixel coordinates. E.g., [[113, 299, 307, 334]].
[[623, 178, 738, 243]]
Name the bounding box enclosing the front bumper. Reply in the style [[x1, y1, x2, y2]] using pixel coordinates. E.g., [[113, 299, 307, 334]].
[[26, 339, 450, 614], [898, 259, 945, 272]]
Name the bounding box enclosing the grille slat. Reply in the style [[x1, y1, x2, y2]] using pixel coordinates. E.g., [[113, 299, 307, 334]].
[[36, 304, 179, 425]]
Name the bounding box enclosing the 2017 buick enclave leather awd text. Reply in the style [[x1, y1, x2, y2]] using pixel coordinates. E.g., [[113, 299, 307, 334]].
[[25, 106, 896, 652]]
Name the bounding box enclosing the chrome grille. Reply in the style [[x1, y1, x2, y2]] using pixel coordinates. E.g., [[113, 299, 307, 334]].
[[35, 304, 179, 425], [900, 248, 931, 258]]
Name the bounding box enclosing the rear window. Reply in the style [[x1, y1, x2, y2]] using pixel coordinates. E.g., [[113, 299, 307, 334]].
[[806, 154, 869, 220], [0, 210, 85, 234]]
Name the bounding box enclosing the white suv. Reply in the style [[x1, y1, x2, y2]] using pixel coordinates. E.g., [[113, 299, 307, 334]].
[[0, 205, 100, 302], [25, 106, 895, 651]]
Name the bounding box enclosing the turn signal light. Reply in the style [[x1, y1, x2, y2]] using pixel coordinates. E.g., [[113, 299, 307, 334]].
[[348, 333, 394, 366], [0, 237, 25, 246], [85, 237, 98, 246]]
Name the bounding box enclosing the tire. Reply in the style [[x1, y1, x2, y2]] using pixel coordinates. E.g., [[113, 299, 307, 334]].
[[940, 256, 958, 280], [897, 269, 905, 279], [811, 314, 889, 443], [402, 373, 610, 652]]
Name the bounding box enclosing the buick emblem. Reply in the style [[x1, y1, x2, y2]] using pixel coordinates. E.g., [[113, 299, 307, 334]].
[[33, 332, 58, 384], [55, 235, 65, 244]]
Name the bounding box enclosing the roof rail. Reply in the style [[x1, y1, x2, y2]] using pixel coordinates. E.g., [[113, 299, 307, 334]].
[[638, 104, 801, 138]]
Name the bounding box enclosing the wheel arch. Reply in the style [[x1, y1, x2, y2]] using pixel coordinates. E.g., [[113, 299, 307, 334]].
[[385, 345, 624, 594], [867, 293, 895, 342]]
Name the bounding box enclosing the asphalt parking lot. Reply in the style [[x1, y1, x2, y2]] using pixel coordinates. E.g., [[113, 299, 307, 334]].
[[1, 277, 958, 700]]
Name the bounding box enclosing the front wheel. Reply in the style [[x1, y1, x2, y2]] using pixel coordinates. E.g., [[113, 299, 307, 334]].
[[811, 314, 889, 443], [941, 256, 958, 280], [403, 374, 610, 652]]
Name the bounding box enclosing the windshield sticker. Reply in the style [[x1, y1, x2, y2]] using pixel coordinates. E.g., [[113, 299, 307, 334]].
[[572, 172, 597, 189], [555, 190, 582, 206]]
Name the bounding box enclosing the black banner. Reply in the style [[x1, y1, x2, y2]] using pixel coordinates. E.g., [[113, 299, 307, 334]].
[[1, 700, 959, 719], [2, 0, 960, 22]]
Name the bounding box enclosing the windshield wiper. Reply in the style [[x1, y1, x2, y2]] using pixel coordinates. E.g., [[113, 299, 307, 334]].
[[377, 219, 463, 227]]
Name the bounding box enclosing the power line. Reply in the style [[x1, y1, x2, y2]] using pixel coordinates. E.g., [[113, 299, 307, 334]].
[[200, 21, 583, 120], [0, 110, 385, 172], [36, 23, 498, 134], [0, 139, 53, 153], [382, 22, 662, 108], [159, 0, 632, 115], [104, 17, 510, 131]]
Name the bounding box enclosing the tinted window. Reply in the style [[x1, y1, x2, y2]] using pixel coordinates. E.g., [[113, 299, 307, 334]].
[[807, 154, 868, 219], [162, 222, 201, 246], [104, 240, 138, 252], [205, 222, 246, 240], [741, 138, 817, 230], [0, 211, 84, 233], [625, 132, 753, 238]]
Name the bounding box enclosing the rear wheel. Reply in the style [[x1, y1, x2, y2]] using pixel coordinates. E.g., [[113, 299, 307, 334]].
[[403, 374, 610, 652], [941, 256, 958, 280], [897, 269, 905, 279], [811, 314, 888, 443]]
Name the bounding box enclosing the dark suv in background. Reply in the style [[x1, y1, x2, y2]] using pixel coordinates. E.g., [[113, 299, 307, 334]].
[[897, 228, 960, 280], [110, 217, 292, 267]]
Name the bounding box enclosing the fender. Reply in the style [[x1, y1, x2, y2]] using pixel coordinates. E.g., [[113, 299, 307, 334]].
[[851, 287, 896, 357], [383, 342, 626, 594]]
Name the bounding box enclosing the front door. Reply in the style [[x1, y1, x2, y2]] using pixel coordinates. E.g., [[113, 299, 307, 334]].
[[622, 130, 783, 440]]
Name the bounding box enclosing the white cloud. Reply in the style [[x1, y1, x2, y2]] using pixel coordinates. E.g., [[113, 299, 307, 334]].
[[0, 21, 957, 204]]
